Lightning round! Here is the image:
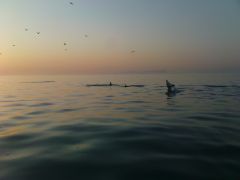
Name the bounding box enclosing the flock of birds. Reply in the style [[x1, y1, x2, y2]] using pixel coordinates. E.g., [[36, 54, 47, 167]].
[[2, 26, 89, 54], [0, 1, 136, 56]]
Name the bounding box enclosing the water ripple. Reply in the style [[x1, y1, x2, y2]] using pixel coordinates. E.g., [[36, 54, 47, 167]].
[[0, 76, 240, 180]]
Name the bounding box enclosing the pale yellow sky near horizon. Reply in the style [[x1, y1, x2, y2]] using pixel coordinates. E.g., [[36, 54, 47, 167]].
[[0, 0, 240, 74]]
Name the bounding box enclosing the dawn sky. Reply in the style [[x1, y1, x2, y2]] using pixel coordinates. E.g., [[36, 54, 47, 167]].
[[0, 0, 240, 74]]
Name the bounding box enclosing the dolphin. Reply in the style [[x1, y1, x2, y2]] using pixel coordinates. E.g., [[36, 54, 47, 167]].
[[166, 80, 178, 96]]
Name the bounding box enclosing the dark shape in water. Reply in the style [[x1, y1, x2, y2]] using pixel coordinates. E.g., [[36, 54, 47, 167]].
[[87, 82, 119, 87], [123, 84, 144, 88], [87, 82, 114, 87], [87, 82, 144, 88], [205, 85, 229, 88], [166, 80, 178, 97]]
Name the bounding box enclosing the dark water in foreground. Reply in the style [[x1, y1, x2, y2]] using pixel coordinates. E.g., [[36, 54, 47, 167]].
[[0, 74, 240, 180]]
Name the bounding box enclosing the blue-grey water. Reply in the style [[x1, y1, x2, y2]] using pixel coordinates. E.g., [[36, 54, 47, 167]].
[[0, 74, 240, 180]]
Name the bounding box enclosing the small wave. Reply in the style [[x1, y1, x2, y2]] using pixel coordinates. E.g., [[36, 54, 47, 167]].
[[86, 84, 145, 88], [105, 95, 115, 98], [12, 116, 30, 120], [127, 100, 146, 104], [29, 102, 54, 107], [86, 84, 117, 87], [180, 84, 240, 88], [0, 100, 18, 103], [3, 103, 25, 107], [27, 110, 48, 116], [195, 85, 240, 88], [204, 85, 229, 88], [0, 149, 11, 156], [3, 95, 17, 98], [21, 81, 56, 84], [187, 115, 221, 121], [57, 108, 78, 113], [125, 85, 145, 88]]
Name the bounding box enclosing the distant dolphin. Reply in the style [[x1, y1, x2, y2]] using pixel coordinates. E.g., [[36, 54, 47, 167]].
[[86, 82, 144, 88], [86, 82, 116, 87], [123, 84, 144, 87], [166, 80, 176, 92], [166, 80, 178, 96]]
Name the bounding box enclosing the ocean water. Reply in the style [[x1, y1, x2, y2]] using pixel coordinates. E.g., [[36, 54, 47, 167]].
[[0, 74, 240, 180]]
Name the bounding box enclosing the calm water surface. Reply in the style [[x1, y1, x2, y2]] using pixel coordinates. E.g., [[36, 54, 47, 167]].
[[0, 74, 240, 180]]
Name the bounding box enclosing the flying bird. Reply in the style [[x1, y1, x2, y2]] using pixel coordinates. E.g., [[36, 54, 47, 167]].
[[69, 2, 74, 5], [12, 45, 16, 47], [25, 28, 29, 31], [130, 50, 136, 54], [84, 34, 88, 38], [64, 42, 67, 46], [36, 32, 40, 35]]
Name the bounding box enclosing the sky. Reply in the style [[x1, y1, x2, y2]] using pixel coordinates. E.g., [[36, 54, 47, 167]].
[[0, 0, 240, 74]]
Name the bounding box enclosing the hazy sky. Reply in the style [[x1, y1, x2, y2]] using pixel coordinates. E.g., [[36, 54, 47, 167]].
[[0, 0, 240, 74]]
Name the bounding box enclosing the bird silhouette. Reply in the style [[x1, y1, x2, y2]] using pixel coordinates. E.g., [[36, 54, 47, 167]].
[[84, 34, 88, 38], [25, 28, 29, 31], [130, 50, 136, 54], [69, 2, 74, 5], [36, 32, 40, 35], [64, 42, 67, 46]]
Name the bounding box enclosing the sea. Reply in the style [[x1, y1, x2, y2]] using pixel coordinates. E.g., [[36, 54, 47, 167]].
[[0, 73, 240, 180]]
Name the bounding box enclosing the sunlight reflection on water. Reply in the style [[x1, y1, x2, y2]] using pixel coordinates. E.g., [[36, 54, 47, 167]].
[[0, 74, 240, 180]]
